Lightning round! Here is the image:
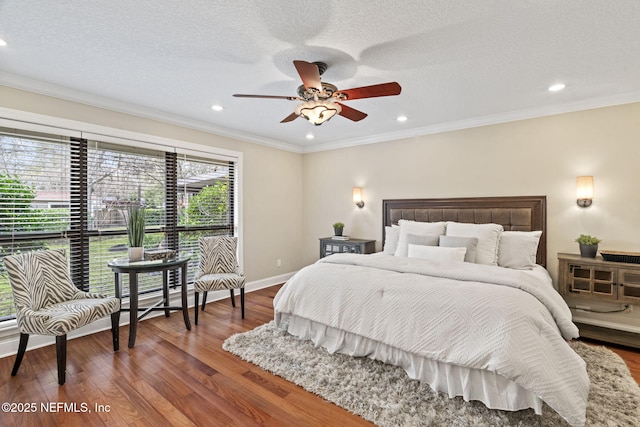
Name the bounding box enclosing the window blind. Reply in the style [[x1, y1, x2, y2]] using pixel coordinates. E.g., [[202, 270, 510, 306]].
[[0, 125, 238, 321], [0, 128, 73, 319], [86, 140, 168, 295]]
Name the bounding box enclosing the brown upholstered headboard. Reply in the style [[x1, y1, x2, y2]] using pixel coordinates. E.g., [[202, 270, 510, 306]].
[[382, 196, 547, 267]]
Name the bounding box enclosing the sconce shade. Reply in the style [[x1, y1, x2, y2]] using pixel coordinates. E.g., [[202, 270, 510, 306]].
[[576, 176, 594, 207], [352, 187, 364, 208], [295, 100, 341, 125]]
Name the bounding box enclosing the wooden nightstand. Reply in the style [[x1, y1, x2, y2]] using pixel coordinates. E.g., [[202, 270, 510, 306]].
[[558, 253, 640, 303], [557, 252, 640, 348], [319, 237, 376, 258]]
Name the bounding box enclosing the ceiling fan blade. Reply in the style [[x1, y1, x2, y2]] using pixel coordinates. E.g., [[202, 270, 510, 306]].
[[333, 82, 402, 100], [336, 103, 368, 122], [293, 60, 322, 92], [233, 94, 301, 101], [280, 112, 299, 123]]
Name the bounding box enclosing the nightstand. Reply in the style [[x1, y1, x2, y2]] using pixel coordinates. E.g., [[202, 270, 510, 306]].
[[319, 237, 376, 258], [558, 253, 640, 303], [557, 252, 640, 348]]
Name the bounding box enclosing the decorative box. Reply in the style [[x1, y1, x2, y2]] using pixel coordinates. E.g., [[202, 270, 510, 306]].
[[144, 249, 176, 261]]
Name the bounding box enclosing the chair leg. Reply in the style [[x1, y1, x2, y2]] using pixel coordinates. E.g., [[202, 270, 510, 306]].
[[194, 291, 200, 325], [111, 311, 120, 352], [240, 288, 245, 319], [11, 333, 29, 377], [230, 289, 236, 307], [56, 335, 67, 386], [201, 291, 208, 311]]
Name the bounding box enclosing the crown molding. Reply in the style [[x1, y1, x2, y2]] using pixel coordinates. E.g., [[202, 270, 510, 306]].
[[300, 91, 640, 153], [0, 72, 305, 154], [3, 72, 639, 155]]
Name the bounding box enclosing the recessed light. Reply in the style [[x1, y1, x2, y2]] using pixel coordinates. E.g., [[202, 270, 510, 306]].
[[211, 104, 223, 111], [397, 115, 408, 122], [306, 133, 314, 139], [0, 39, 7, 47], [548, 83, 565, 92]]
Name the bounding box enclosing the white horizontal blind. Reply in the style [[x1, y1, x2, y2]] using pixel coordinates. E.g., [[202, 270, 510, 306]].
[[86, 141, 167, 296], [177, 154, 234, 229], [176, 154, 236, 283], [0, 127, 73, 319], [0, 125, 239, 321]]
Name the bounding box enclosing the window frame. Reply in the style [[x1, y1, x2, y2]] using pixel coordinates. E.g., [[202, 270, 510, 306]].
[[0, 110, 243, 323]]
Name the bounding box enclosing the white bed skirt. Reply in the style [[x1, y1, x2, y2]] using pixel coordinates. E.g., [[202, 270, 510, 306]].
[[279, 313, 543, 415]]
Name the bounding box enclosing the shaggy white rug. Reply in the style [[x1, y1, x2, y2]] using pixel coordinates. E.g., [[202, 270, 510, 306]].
[[223, 321, 640, 426]]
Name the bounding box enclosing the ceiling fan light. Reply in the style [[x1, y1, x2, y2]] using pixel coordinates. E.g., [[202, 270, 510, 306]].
[[295, 100, 342, 125]]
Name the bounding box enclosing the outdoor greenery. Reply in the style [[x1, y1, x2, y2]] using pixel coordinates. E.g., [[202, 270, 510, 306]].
[[181, 182, 229, 226], [0, 173, 68, 234]]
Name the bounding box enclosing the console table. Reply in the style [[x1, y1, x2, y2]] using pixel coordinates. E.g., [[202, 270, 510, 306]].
[[108, 257, 191, 348]]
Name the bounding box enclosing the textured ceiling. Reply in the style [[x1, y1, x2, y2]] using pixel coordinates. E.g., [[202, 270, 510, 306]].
[[1, 0, 639, 153]]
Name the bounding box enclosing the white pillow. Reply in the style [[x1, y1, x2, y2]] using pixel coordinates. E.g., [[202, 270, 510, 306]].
[[408, 244, 466, 262], [445, 222, 504, 265], [394, 220, 446, 257], [498, 230, 542, 269], [382, 226, 400, 255]]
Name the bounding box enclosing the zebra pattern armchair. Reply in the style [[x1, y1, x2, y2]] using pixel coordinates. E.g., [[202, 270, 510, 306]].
[[193, 236, 245, 324], [2, 249, 120, 385]]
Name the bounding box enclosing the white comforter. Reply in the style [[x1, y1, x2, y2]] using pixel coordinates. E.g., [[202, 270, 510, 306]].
[[273, 254, 589, 427]]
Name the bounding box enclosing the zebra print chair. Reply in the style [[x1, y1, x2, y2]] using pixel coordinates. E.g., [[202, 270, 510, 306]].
[[193, 236, 245, 324], [2, 249, 120, 385]]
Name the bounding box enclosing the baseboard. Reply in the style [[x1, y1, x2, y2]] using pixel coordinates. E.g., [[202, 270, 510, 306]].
[[0, 271, 294, 359]]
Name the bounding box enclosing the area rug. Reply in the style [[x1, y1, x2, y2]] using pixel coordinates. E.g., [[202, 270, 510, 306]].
[[223, 321, 640, 426]]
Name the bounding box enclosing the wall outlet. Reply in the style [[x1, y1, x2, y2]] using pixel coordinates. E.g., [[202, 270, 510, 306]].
[[624, 304, 633, 313], [276, 259, 282, 268]]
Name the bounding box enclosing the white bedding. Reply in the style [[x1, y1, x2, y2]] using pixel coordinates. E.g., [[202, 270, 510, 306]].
[[273, 253, 589, 427]]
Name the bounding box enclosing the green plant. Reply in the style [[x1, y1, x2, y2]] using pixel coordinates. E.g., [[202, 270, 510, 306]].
[[333, 222, 344, 229], [181, 182, 229, 226], [575, 234, 601, 246], [127, 204, 146, 247]]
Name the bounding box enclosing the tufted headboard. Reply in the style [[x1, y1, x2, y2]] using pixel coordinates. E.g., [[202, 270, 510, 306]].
[[382, 196, 547, 267]]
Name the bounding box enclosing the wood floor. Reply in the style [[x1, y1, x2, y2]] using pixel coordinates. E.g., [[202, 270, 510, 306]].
[[1, 285, 639, 427]]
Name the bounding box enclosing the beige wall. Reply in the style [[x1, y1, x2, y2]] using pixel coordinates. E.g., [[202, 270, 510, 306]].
[[3, 84, 640, 330], [0, 85, 304, 282], [302, 102, 640, 329]]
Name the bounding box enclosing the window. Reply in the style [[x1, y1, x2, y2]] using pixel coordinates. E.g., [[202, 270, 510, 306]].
[[0, 125, 238, 321]]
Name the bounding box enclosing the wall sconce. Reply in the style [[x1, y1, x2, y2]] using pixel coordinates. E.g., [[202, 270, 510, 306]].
[[352, 187, 364, 208], [576, 176, 594, 208]]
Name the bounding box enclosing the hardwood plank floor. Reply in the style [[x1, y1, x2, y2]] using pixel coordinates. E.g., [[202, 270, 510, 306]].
[[0, 286, 372, 427], [1, 285, 638, 426]]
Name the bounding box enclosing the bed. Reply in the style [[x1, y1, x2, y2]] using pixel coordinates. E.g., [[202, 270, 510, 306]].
[[273, 196, 588, 427]]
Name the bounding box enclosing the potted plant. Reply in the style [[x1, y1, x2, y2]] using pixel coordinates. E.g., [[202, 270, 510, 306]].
[[333, 222, 345, 237], [127, 204, 146, 260], [575, 234, 601, 258]]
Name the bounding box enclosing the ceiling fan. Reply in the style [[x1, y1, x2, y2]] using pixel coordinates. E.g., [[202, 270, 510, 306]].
[[233, 60, 402, 126]]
